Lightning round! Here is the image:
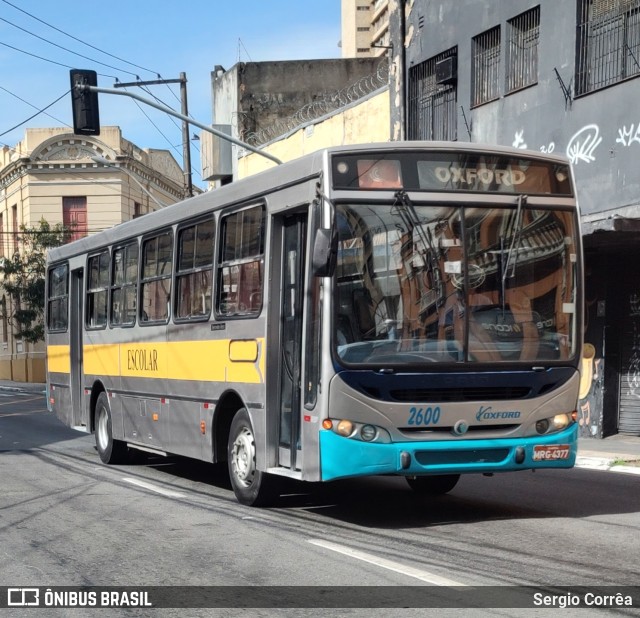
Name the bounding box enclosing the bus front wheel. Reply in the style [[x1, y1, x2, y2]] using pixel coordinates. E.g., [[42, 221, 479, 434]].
[[228, 408, 278, 507], [406, 474, 460, 495], [95, 392, 128, 464]]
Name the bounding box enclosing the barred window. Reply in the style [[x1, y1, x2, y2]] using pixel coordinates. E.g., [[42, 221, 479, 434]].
[[506, 7, 540, 93], [86, 251, 109, 329], [408, 48, 458, 141], [576, 0, 640, 95], [472, 26, 501, 107]]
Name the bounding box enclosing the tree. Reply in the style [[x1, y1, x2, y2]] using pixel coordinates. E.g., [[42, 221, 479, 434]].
[[0, 219, 72, 344]]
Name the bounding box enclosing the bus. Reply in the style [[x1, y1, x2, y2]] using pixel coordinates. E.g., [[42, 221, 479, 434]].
[[45, 142, 583, 506]]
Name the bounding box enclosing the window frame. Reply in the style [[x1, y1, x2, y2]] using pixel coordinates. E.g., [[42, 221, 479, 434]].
[[505, 6, 540, 94], [46, 262, 69, 333], [110, 240, 139, 328], [85, 249, 110, 330], [174, 215, 215, 323], [139, 229, 173, 326], [215, 204, 266, 320], [471, 25, 502, 107]]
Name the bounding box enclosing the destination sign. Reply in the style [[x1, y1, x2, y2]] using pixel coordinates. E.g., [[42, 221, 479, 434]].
[[331, 151, 573, 196]]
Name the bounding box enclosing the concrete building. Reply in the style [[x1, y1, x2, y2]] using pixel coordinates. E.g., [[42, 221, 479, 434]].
[[205, 57, 387, 182], [237, 83, 390, 177], [341, 0, 391, 58], [0, 126, 184, 382], [388, 0, 640, 437]]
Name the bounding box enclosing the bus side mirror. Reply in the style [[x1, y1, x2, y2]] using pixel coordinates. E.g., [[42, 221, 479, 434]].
[[312, 228, 337, 277]]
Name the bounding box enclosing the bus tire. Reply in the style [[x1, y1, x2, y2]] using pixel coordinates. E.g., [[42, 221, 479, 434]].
[[228, 408, 278, 507], [95, 392, 128, 464], [406, 474, 460, 495]]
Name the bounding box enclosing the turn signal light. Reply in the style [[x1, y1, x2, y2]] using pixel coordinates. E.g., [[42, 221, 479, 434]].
[[322, 419, 333, 430]]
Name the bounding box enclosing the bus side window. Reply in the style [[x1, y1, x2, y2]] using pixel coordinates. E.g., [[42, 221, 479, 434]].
[[176, 217, 214, 320], [216, 205, 265, 318], [46, 263, 69, 332], [140, 231, 172, 324], [86, 250, 109, 329], [110, 242, 138, 327]]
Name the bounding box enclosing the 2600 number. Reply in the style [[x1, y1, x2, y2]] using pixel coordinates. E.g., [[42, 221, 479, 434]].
[[407, 406, 441, 426]]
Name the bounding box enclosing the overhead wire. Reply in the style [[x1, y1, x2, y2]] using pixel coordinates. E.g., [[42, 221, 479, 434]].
[[0, 0, 202, 182], [0, 90, 70, 138], [0, 0, 159, 76], [0, 16, 140, 78], [0, 85, 70, 128]]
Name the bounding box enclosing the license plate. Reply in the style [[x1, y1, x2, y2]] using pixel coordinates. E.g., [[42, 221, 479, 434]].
[[533, 444, 571, 461]]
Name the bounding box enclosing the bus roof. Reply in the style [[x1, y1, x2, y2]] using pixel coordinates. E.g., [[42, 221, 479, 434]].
[[47, 141, 572, 263]]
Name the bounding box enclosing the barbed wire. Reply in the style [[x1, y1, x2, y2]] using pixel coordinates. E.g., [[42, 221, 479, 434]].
[[244, 60, 389, 147]]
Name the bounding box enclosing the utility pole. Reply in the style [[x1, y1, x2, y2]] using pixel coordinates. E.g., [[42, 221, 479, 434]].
[[179, 73, 193, 198], [114, 75, 193, 198]]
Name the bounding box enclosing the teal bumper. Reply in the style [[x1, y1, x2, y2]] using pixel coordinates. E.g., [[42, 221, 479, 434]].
[[319, 423, 578, 481]]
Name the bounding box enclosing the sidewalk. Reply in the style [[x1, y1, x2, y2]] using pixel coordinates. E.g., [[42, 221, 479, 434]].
[[1, 379, 638, 472]]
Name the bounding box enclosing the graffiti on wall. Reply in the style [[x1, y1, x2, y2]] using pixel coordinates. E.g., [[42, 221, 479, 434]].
[[616, 123, 640, 148], [566, 124, 603, 165], [578, 342, 603, 437], [511, 121, 640, 164]]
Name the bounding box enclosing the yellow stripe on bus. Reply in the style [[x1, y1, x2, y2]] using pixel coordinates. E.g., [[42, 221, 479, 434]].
[[48, 338, 265, 384], [47, 345, 71, 374]]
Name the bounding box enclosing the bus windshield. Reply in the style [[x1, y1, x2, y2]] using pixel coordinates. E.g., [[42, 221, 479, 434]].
[[334, 200, 578, 366]]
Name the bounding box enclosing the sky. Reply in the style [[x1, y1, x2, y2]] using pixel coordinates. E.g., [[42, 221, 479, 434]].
[[0, 0, 342, 187]]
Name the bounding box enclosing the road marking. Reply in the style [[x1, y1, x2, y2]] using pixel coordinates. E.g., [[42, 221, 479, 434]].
[[122, 477, 185, 498], [307, 539, 467, 586]]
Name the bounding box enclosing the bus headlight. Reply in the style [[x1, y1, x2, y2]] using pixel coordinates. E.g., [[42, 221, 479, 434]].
[[535, 413, 574, 434], [360, 424, 376, 441], [336, 419, 355, 437], [324, 419, 391, 443]]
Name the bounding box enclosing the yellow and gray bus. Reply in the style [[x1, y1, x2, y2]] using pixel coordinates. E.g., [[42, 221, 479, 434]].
[[46, 142, 583, 506]]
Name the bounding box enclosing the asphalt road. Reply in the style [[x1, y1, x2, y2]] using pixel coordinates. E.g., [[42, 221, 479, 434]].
[[1, 392, 639, 615]]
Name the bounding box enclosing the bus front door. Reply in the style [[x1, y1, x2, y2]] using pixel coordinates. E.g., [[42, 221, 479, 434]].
[[69, 268, 85, 428], [278, 214, 307, 470]]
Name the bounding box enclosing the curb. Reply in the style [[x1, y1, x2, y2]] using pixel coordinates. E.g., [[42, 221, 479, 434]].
[[575, 456, 640, 475]]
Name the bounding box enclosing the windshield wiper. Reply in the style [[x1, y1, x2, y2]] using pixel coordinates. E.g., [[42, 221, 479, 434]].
[[501, 194, 527, 311]]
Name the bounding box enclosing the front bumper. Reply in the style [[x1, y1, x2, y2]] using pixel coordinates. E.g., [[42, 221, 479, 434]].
[[319, 423, 578, 481]]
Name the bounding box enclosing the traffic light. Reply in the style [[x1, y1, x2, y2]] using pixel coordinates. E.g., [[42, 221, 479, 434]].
[[70, 69, 100, 136]]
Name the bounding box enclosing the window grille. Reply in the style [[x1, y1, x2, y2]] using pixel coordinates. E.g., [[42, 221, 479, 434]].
[[576, 0, 640, 96], [472, 26, 501, 107], [408, 48, 458, 141], [506, 6, 540, 93]]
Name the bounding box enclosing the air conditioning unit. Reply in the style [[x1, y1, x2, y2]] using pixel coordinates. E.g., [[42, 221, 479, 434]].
[[435, 56, 457, 84]]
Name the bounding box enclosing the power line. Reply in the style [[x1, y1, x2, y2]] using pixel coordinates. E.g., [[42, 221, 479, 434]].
[[0, 0, 160, 77], [0, 90, 70, 138], [0, 40, 118, 79], [0, 85, 70, 129], [0, 16, 140, 79]]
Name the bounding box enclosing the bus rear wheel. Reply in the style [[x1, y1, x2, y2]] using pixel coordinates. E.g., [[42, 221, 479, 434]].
[[95, 392, 128, 464], [228, 408, 278, 507], [406, 474, 460, 495]]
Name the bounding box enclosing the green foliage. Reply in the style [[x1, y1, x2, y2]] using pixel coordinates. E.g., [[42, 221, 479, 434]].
[[0, 219, 72, 344]]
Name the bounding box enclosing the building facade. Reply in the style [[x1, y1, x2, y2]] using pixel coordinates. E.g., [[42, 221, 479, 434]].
[[388, 0, 640, 437], [0, 126, 184, 382], [341, 0, 391, 58], [206, 57, 387, 182]]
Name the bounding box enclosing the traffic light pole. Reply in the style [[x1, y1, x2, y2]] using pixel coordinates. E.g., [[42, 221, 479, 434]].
[[74, 82, 283, 168]]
